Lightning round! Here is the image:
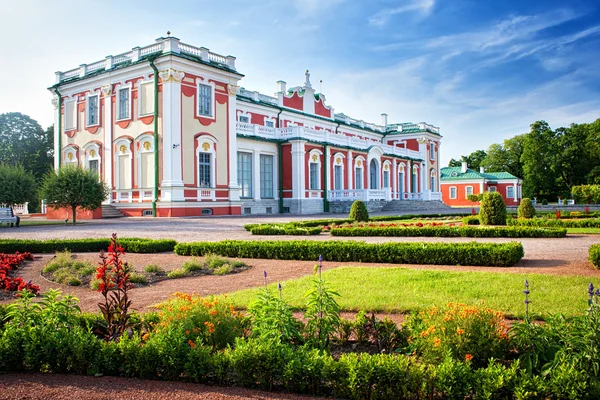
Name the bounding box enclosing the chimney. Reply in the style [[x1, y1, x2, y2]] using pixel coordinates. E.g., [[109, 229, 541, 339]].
[[461, 162, 468, 173], [480, 166, 485, 173], [381, 113, 388, 128], [276, 80, 287, 93]]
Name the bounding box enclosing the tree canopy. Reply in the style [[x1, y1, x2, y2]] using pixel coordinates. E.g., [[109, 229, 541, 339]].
[[0, 164, 36, 207], [40, 165, 109, 225], [448, 150, 487, 170]]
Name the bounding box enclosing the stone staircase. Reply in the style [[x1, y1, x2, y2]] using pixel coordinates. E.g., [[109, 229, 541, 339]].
[[101, 204, 125, 219], [381, 200, 453, 214]]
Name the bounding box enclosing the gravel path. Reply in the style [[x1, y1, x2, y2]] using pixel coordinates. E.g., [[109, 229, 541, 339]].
[[0, 373, 317, 400]]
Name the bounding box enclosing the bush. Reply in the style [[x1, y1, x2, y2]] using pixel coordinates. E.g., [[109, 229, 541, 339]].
[[330, 225, 566, 238], [167, 268, 189, 279], [508, 217, 600, 228], [144, 264, 163, 273], [250, 225, 322, 235], [183, 257, 204, 272], [42, 251, 95, 286], [572, 184, 600, 204], [462, 216, 480, 225], [174, 239, 525, 267], [349, 200, 369, 222], [541, 199, 548, 206], [129, 272, 148, 285], [213, 265, 233, 275], [467, 193, 482, 203], [479, 192, 507, 226], [590, 244, 600, 269], [0, 238, 177, 253], [518, 198, 536, 219]]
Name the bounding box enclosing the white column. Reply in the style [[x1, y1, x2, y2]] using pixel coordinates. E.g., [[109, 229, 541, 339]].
[[326, 146, 332, 190], [103, 90, 113, 203], [480, 182, 484, 194], [422, 162, 427, 194], [347, 150, 353, 190], [291, 140, 306, 199], [52, 97, 60, 171], [392, 159, 397, 199], [513, 182, 518, 203], [253, 151, 261, 200], [160, 69, 184, 201], [227, 84, 240, 201], [407, 161, 412, 194]]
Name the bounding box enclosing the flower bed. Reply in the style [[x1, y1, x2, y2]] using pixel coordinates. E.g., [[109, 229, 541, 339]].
[[174, 240, 524, 267], [0, 238, 177, 253], [0, 252, 39, 295], [330, 224, 567, 238]]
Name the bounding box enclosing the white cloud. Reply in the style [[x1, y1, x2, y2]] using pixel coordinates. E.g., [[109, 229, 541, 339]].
[[368, 0, 435, 27]]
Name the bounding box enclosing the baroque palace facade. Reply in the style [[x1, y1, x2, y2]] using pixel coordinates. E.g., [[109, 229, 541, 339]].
[[49, 35, 442, 217]]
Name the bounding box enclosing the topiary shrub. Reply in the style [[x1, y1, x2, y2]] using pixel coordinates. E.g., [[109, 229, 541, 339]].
[[479, 192, 507, 226], [349, 200, 369, 222], [518, 198, 536, 219], [541, 199, 548, 206]]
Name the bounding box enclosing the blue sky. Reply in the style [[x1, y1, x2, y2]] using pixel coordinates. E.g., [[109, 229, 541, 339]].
[[2, 0, 599, 165]]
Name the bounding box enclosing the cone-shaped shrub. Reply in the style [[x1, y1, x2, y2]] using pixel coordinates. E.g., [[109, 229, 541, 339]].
[[349, 200, 369, 222], [518, 198, 536, 219], [479, 192, 507, 226]]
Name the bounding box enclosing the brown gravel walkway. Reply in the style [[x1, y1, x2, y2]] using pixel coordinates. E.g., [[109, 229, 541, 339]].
[[0, 373, 318, 400]]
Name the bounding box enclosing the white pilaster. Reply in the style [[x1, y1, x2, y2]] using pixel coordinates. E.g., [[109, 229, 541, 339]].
[[103, 90, 113, 203], [160, 68, 185, 201], [422, 162, 427, 193], [291, 140, 306, 199], [407, 161, 412, 193], [227, 84, 240, 201], [392, 160, 397, 199], [253, 151, 261, 200], [326, 146, 332, 190], [347, 150, 353, 190], [513, 182, 518, 203], [52, 97, 60, 171]]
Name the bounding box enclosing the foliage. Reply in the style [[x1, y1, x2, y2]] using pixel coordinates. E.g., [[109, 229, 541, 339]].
[[0, 237, 177, 253], [0, 164, 36, 207], [479, 191, 507, 226], [95, 234, 135, 341], [467, 193, 482, 203], [572, 185, 600, 204], [248, 287, 302, 345], [0, 113, 54, 182], [405, 302, 510, 368], [518, 198, 536, 219], [304, 264, 341, 350], [462, 216, 480, 225], [448, 149, 487, 170], [330, 224, 566, 238], [42, 251, 95, 286], [0, 252, 39, 294], [250, 224, 322, 235], [591, 245, 600, 269], [144, 264, 163, 273], [481, 134, 526, 179], [40, 165, 109, 224], [175, 239, 525, 267], [508, 217, 600, 228], [349, 200, 369, 222]]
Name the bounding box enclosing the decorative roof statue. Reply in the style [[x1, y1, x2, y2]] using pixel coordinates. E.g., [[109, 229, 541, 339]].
[[304, 69, 312, 89]]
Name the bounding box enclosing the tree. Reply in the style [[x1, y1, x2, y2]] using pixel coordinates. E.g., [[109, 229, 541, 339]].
[[521, 121, 558, 199], [481, 135, 525, 178], [349, 200, 369, 221], [479, 192, 507, 226], [0, 164, 36, 207], [40, 165, 109, 225], [0, 113, 54, 181], [517, 198, 536, 219], [448, 150, 487, 170]]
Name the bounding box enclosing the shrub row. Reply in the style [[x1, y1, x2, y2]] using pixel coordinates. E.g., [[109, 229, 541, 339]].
[[462, 216, 480, 225], [250, 225, 322, 235], [508, 217, 600, 228], [590, 244, 600, 269], [174, 240, 524, 267], [330, 225, 567, 238], [0, 238, 177, 253]]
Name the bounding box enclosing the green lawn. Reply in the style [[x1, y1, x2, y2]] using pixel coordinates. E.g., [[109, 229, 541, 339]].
[[19, 220, 75, 226], [567, 227, 600, 234], [227, 267, 598, 319]]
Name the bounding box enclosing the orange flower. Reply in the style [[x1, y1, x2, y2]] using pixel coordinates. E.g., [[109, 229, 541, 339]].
[[433, 337, 441, 348], [142, 333, 150, 341], [456, 328, 464, 335], [465, 354, 473, 362], [188, 339, 196, 348], [185, 330, 190, 335], [210, 309, 217, 315]]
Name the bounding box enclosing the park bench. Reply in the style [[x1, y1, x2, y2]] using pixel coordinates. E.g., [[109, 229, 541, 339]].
[[0, 207, 20, 227]]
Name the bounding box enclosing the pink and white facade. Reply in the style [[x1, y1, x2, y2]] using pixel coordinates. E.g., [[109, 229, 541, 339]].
[[49, 36, 443, 217]]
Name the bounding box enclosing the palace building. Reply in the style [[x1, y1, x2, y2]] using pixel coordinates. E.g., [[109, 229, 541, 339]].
[[49, 35, 443, 217]]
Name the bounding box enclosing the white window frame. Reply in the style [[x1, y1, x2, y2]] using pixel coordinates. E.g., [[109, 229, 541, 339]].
[[114, 138, 133, 191], [308, 149, 322, 191], [450, 186, 457, 199], [237, 151, 253, 198], [86, 92, 100, 127], [265, 120, 275, 128], [259, 154, 274, 199], [354, 156, 365, 190], [196, 80, 216, 119], [238, 115, 250, 123], [64, 146, 79, 166], [83, 142, 101, 177], [116, 85, 132, 121], [196, 136, 216, 189], [137, 80, 154, 117], [136, 134, 154, 190], [333, 153, 345, 191], [465, 186, 473, 197], [488, 186, 497, 192], [507, 186, 515, 199]]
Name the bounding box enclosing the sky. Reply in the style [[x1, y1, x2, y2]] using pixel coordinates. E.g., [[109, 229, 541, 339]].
[[2, 0, 599, 166]]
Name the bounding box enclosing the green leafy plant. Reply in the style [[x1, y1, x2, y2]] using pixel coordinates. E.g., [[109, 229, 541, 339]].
[[349, 200, 369, 222], [42, 250, 95, 286], [518, 198, 536, 219], [590, 244, 600, 269], [144, 264, 163, 273], [479, 191, 507, 225], [213, 264, 233, 275], [205, 253, 228, 270], [183, 257, 204, 272], [167, 268, 189, 279]]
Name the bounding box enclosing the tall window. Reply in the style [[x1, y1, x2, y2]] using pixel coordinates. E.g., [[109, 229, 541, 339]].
[[507, 186, 514, 198], [334, 165, 342, 190], [430, 144, 435, 160], [198, 153, 211, 187], [488, 186, 497, 192], [198, 84, 212, 116], [260, 155, 273, 198], [466, 186, 473, 197], [238, 152, 253, 198], [383, 170, 390, 188], [87, 95, 99, 126], [118, 88, 130, 120], [89, 159, 99, 176], [450, 187, 457, 199], [355, 167, 363, 189], [309, 163, 319, 190], [412, 169, 418, 192], [430, 175, 435, 191]]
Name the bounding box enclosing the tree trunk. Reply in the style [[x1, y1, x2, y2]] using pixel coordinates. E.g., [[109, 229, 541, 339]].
[[71, 205, 77, 225]]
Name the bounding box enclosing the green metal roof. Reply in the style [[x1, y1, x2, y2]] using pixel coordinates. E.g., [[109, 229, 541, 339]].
[[440, 167, 518, 181]]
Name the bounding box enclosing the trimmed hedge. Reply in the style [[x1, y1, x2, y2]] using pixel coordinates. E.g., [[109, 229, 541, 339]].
[[330, 226, 567, 238], [250, 225, 322, 235], [462, 216, 480, 225], [174, 240, 525, 267], [590, 244, 600, 269], [508, 217, 600, 228], [0, 238, 177, 253]]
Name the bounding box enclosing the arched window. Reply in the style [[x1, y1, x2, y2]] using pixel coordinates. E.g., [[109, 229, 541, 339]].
[[412, 164, 419, 193], [355, 157, 365, 190], [369, 159, 379, 189], [64, 146, 78, 167], [430, 169, 436, 191], [398, 163, 405, 196], [136, 135, 154, 190], [114, 139, 133, 191], [83, 143, 101, 177], [382, 161, 391, 188], [308, 150, 322, 190], [197, 136, 216, 188], [333, 153, 345, 191]]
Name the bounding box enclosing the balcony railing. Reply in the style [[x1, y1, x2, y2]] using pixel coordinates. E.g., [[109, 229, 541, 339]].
[[236, 123, 422, 159]]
